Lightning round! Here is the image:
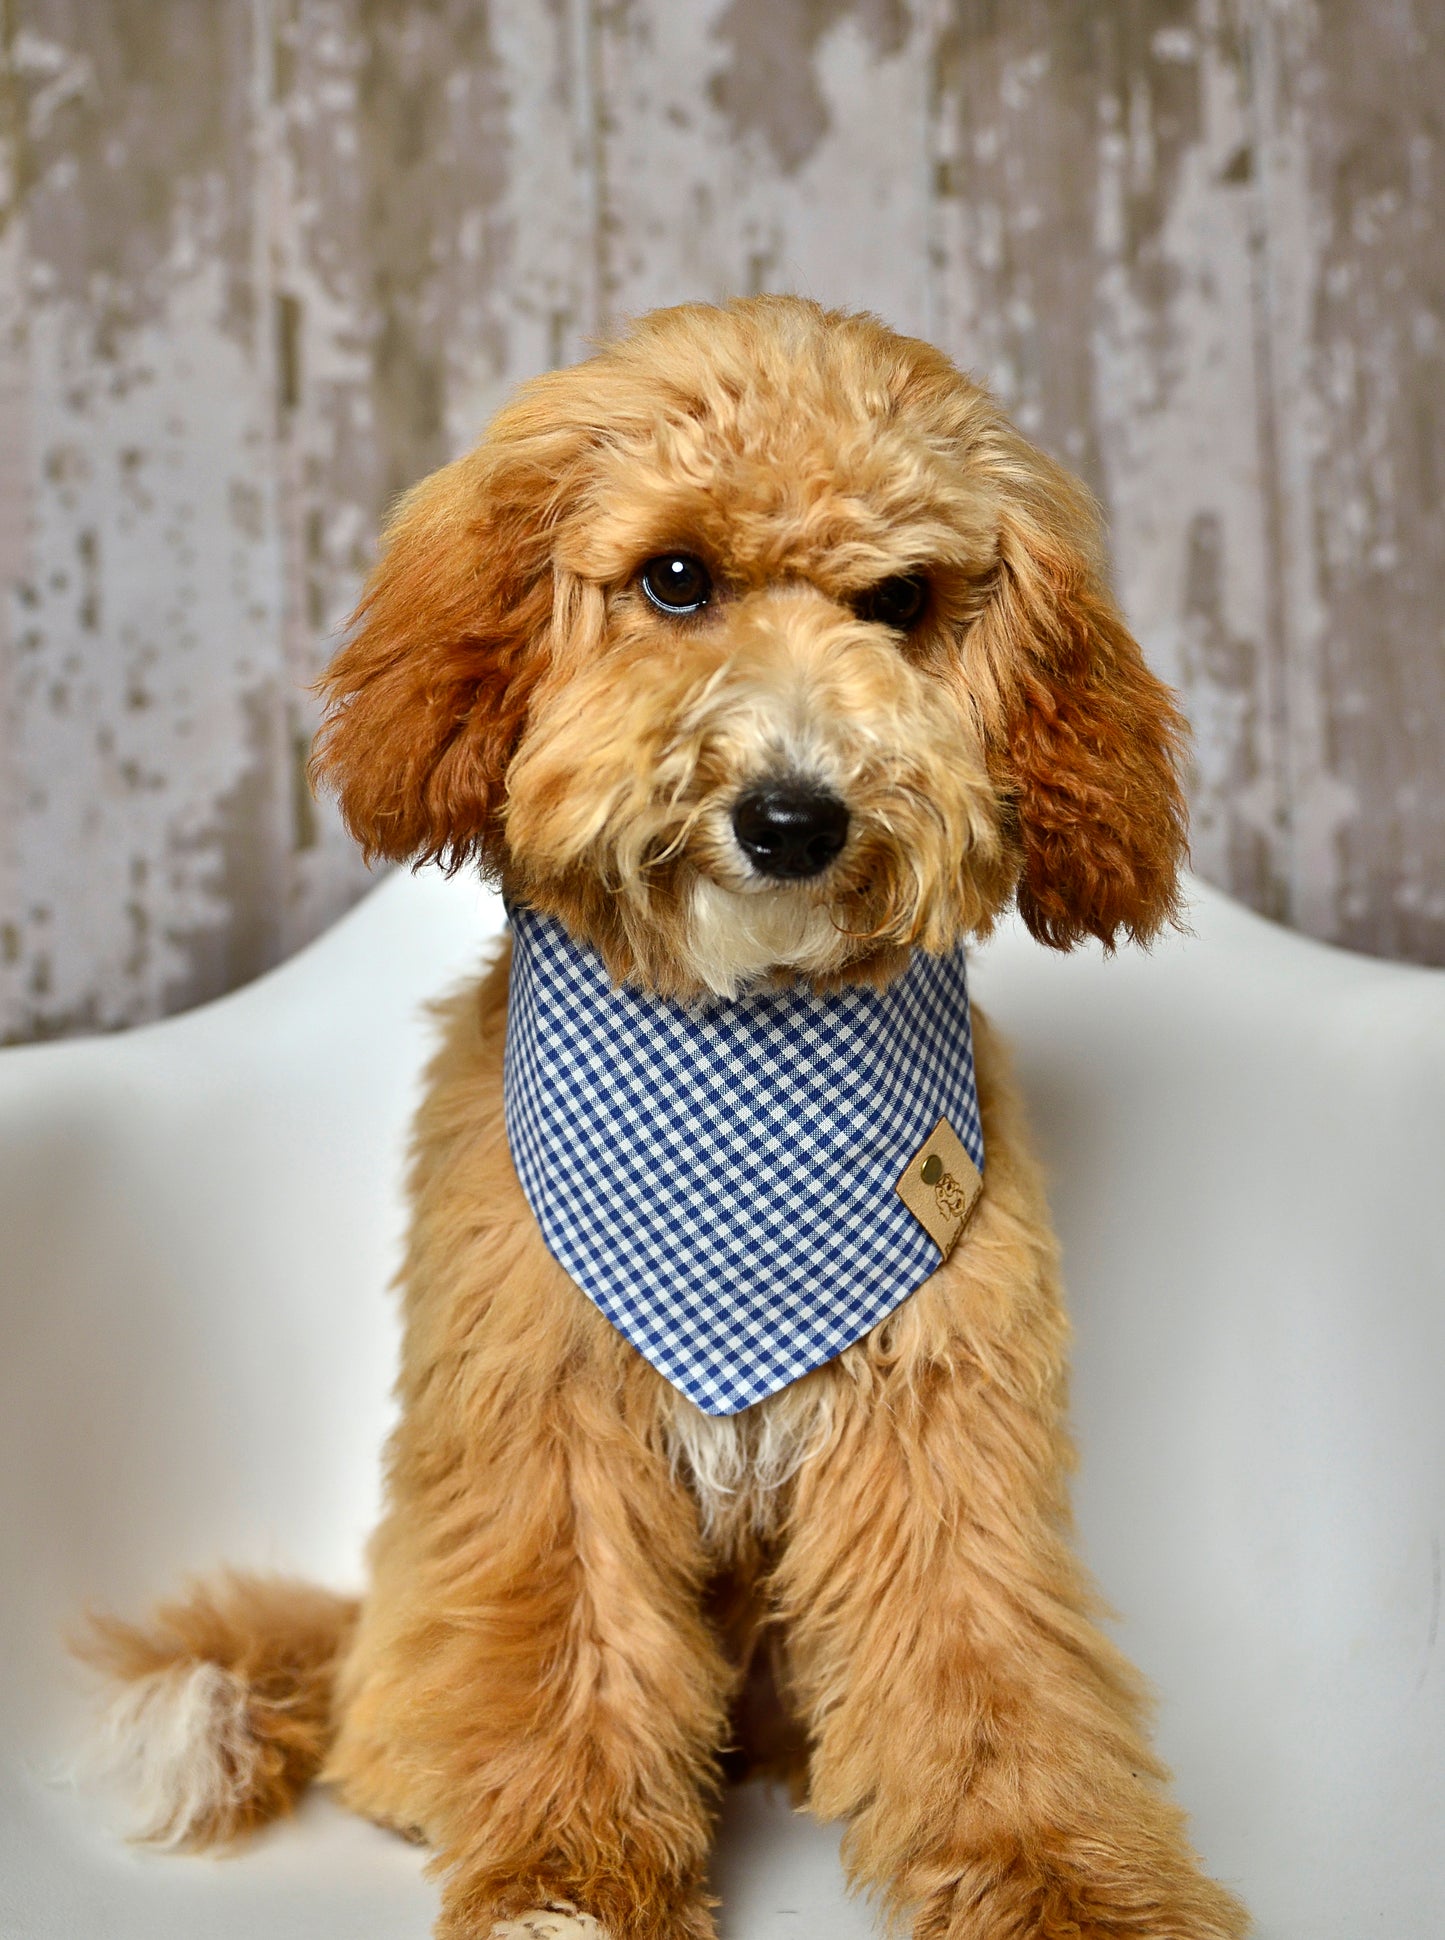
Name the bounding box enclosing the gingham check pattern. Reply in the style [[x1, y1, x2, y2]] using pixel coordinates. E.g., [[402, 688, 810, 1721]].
[[503, 905, 984, 1416]]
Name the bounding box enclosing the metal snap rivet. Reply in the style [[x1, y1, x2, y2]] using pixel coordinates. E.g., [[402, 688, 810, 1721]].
[[921, 1154, 943, 1185]]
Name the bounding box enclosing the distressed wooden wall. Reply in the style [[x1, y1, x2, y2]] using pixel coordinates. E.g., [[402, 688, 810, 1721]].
[[1, 0, 1441, 1041]]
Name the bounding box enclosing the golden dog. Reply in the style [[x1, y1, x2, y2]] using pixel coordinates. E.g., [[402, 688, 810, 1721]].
[[84, 298, 1248, 1940]]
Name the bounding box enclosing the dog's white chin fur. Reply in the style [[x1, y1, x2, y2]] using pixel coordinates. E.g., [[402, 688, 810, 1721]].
[[686, 878, 843, 998]]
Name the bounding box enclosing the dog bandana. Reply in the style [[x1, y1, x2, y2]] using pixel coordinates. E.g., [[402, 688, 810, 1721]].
[[503, 905, 985, 1416]]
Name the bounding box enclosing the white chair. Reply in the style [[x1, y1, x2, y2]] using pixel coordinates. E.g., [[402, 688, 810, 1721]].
[[2, 869, 1441, 1939]]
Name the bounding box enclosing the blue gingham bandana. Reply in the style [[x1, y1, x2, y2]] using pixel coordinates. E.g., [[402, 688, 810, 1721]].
[[503, 905, 984, 1415]]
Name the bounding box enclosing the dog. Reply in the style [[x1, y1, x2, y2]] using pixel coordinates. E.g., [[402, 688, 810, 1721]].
[[83, 297, 1248, 1940]]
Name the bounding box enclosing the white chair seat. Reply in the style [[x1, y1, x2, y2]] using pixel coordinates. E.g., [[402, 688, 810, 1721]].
[[2, 869, 1441, 1938]]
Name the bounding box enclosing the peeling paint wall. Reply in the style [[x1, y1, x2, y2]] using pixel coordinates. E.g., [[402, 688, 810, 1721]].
[[0, 0, 1440, 1040]]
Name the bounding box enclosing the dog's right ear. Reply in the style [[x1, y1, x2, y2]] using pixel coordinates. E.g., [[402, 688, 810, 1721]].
[[310, 384, 586, 873]]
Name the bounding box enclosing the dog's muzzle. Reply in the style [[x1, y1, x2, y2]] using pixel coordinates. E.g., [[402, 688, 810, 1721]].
[[731, 781, 850, 879]]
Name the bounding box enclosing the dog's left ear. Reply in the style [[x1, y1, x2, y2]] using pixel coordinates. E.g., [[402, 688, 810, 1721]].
[[974, 448, 1189, 950]]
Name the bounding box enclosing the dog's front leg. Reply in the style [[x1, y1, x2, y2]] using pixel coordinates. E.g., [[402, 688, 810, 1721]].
[[777, 1348, 1247, 1938], [771, 1038, 1247, 1939], [321, 971, 733, 1940], [428, 1435, 729, 1940], [331, 1358, 731, 1940]]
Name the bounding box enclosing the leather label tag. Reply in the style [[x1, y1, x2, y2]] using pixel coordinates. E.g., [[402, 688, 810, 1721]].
[[895, 1116, 983, 1260]]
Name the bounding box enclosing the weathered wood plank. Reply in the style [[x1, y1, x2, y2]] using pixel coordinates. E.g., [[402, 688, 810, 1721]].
[[1256, 0, 1445, 961], [932, 0, 1445, 960], [1, 0, 1441, 1044], [0, 0, 593, 1041], [1, 0, 289, 1038], [266, 0, 593, 963], [592, 0, 934, 332], [0, 7, 30, 998], [932, 0, 1287, 920]]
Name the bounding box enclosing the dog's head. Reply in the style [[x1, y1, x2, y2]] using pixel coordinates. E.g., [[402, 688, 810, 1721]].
[[312, 297, 1186, 999]]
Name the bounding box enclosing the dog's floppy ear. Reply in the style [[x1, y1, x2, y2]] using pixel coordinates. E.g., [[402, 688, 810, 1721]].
[[310, 381, 585, 873], [974, 446, 1188, 951]]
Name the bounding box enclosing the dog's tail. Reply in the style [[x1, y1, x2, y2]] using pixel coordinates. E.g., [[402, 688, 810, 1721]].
[[74, 1572, 358, 1849]]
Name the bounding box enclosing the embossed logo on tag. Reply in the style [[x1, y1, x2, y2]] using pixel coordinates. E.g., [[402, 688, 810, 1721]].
[[895, 1115, 983, 1259]]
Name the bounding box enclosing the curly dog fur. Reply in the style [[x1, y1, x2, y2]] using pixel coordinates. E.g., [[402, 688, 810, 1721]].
[[81, 297, 1247, 1940]]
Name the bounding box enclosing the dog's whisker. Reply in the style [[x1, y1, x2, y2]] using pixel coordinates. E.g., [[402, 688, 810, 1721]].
[[828, 908, 896, 944]]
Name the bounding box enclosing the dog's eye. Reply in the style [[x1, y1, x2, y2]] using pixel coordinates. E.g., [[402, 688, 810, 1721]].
[[856, 574, 930, 632], [639, 553, 712, 615]]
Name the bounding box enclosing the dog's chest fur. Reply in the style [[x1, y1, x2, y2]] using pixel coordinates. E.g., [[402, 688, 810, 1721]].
[[662, 1381, 832, 1551]]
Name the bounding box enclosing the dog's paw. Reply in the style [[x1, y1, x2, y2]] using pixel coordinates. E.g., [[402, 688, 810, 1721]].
[[488, 1905, 610, 1940]]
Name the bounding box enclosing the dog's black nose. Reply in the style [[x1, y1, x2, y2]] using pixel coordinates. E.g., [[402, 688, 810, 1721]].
[[731, 783, 850, 879]]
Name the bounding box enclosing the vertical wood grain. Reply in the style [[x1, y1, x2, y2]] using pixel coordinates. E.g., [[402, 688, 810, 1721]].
[[592, 0, 934, 332], [931, 1, 1287, 917], [264, 0, 592, 963], [0, 0, 593, 1041], [0, 0, 28, 993], [1255, 0, 1445, 961], [0, 1, 1440, 1043], [2, 0, 287, 1036]]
